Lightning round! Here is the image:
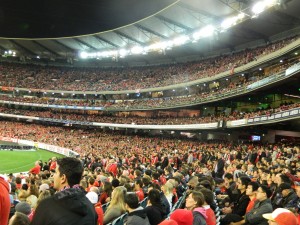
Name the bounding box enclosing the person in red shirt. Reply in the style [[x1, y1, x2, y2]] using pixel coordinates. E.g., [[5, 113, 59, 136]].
[[245, 182, 259, 213], [29, 161, 41, 175], [0, 176, 10, 225], [49, 157, 57, 171], [86, 191, 104, 225], [134, 179, 144, 202], [106, 159, 118, 177]]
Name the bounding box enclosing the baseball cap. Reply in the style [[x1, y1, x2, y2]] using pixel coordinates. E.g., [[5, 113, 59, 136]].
[[170, 209, 193, 225], [86, 191, 98, 204], [39, 183, 50, 192], [263, 208, 297, 225], [159, 219, 178, 225], [15, 202, 31, 215]]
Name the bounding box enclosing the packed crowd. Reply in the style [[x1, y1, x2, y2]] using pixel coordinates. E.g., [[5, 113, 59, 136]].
[[0, 36, 298, 92], [0, 121, 300, 225], [0, 101, 299, 125], [0, 59, 294, 110]]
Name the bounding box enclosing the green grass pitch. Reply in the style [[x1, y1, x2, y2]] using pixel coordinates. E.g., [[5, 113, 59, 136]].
[[0, 149, 64, 174]]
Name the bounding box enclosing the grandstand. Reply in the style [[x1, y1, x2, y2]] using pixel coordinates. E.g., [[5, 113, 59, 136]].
[[0, 1, 300, 225]]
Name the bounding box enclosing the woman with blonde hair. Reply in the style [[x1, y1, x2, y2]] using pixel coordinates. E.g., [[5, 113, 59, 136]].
[[28, 190, 51, 221], [103, 186, 126, 224]]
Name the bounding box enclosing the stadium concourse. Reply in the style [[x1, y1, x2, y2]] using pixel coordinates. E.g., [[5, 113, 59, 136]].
[[1, 0, 300, 225]]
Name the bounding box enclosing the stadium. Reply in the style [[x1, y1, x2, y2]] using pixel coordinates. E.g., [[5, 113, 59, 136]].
[[0, 0, 300, 225]]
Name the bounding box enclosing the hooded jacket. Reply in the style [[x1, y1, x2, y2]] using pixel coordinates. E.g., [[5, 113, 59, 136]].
[[0, 177, 10, 225], [124, 207, 151, 225], [30, 188, 97, 225], [193, 207, 207, 225]]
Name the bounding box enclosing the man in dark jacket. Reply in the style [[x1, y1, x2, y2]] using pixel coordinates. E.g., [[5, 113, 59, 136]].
[[124, 193, 150, 225], [213, 153, 225, 179], [230, 185, 273, 225], [31, 157, 98, 225], [220, 176, 251, 225], [278, 183, 298, 208]]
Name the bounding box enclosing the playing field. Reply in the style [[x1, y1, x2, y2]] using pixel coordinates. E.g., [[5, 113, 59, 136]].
[[0, 149, 64, 174]]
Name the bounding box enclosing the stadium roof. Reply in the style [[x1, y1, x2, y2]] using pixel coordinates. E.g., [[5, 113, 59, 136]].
[[0, 0, 299, 64]]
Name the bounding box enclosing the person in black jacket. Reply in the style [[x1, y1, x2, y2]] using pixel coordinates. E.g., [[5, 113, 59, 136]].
[[31, 157, 98, 225], [220, 176, 251, 225], [144, 189, 165, 225], [213, 153, 225, 179]]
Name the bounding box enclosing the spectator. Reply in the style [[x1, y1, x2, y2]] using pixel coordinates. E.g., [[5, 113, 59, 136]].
[[30, 157, 98, 225], [0, 176, 10, 225], [86, 191, 104, 225], [262, 208, 298, 225], [170, 209, 194, 225], [104, 186, 126, 224], [8, 212, 30, 225], [124, 193, 150, 225], [185, 191, 207, 225], [144, 189, 165, 225], [29, 161, 41, 175], [230, 185, 273, 225]]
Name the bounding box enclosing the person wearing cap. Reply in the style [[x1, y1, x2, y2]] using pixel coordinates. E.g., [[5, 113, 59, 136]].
[[262, 208, 298, 225], [86, 191, 104, 225], [170, 209, 193, 225], [278, 183, 297, 208], [30, 157, 98, 225], [15, 202, 32, 216], [230, 185, 273, 225]]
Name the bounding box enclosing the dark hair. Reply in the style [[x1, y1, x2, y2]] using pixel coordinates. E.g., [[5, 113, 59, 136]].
[[239, 176, 251, 187], [148, 189, 161, 206], [199, 188, 214, 206], [260, 185, 272, 198], [57, 157, 83, 187], [149, 183, 161, 191], [152, 172, 160, 180], [134, 170, 142, 177], [125, 193, 139, 209], [16, 177, 22, 184], [198, 180, 212, 190], [279, 174, 292, 184], [88, 177, 95, 185], [224, 173, 233, 180], [111, 178, 120, 188], [247, 182, 259, 192], [135, 179, 143, 188], [10, 212, 30, 225]]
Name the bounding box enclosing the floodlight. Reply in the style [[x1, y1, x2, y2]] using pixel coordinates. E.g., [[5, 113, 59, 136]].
[[173, 35, 189, 46], [252, 1, 267, 14], [119, 49, 129, 57], [80, 52, 88, 59], [221, 17, 236, 29], [193, 25, 214, 40], [131, 46, 144, 54]]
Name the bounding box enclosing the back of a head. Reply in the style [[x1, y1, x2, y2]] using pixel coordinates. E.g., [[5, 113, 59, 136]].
[[9, 212, 30, 225], [57, 157, 83, 187], [125, 193, 139, 209], [148, 189, 161, 206]]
